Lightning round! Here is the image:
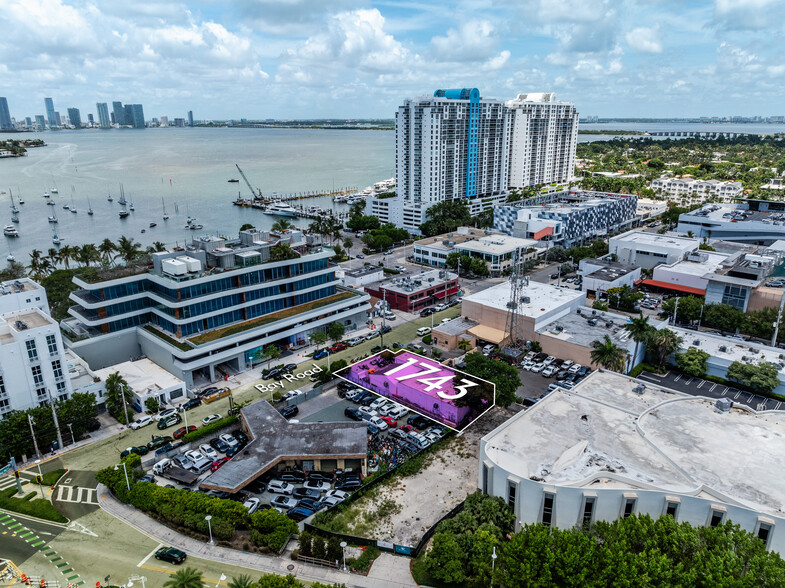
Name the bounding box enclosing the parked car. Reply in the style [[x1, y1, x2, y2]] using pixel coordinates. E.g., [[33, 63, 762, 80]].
[[282, 389, 305, 401], [325, 489, 349, 502], [243, 497, 261, 514], [380, 325, 392, 334], [147, 436, 172, 451], [210, 457, 230, 472], [318, 496, 344, 509], [155, 547, 186, 565], [345, 407, 363, 421], [280, 405, 299, 419], [577, 366, 591, 377], [434, 303, 448, 312], [530, 362, 545, 373], [262, 368, 282, 380], [267, 480, 295, 495], [182, 398, 202, 410], [154, 408, 178, 422], [219, 433, 238, 447], [358, 406, 378, 418], [197, 386, 219, 398], [130, 415, 153, 430], [308, 471, 334, 483], [297, 497, 322, 512], [416, 326, 432, 337], [157, 414, 182, 430], [555, 369, 569, 380], [204, 388, 231, 403], [568, 363, 582, 374], [173, 425, 197, 439], [202, 414, 222, 426], [313, 349, 330, 360], [293, 487, 322, 500], [355, 254, 365, 259], [550, 273, 559, 280], [209, 437, 230, 453], [225, 445, 242, 458], [348, 336, 365, 346], [351, 390, 371, 404], [185, 450, 204, 463], [279, 471, 306, 483], [419, 307, 435, 317], [199, 444, 218, 460], [380, 416, 397, 428], [365, 331, 380, 341], [304, 480, 331, 492], [173, 455, 192, 470], [330, 342, 349, 352], [287, 506, 315, 521], [407, 415, 432, 430], [335, 477, 362, 491], [542, 365, 558, 378], [139, 474, 156, 484], [120, 446, 149, 458], [270, 495, 298, 509], [543, 356, 556, 365]]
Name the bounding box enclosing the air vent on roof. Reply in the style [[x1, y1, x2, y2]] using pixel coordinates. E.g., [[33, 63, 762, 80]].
[[715, 397, 733, 413], [632, 384, 646, 395], [14, 320, 28, 330], [749, 348, 759, 354], [693, 339, 700, 346], [576, 308, 582, 315], [592, 310, 597, 316], [741, 356, 748, 362], [606, 321, 613, 328], [719, 346, 727, 352], [521, 296, 531, 304]]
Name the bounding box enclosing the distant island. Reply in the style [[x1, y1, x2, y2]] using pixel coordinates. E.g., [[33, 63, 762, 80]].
[[0, 138, 46, 158], [197, 119, 395, 131], [578, 129, 646, 135]]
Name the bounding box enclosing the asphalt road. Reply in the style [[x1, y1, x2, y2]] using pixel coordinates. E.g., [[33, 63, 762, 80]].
[[637, 370, 782, 411], [0, 511, 66, 572]]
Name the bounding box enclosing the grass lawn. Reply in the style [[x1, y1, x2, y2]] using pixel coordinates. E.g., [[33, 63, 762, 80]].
[[0, 487, 68, 523]]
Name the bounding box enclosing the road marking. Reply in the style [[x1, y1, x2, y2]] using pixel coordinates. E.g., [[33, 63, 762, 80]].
[[31, 540, 45, 547], [721, 387, 729, 395], [55, 486, 99, 505], [684, 377, 693, 385], [709, 383, 717, 392], [777, 402, 782, 410], [65, 521, 97, 537], [696, 380, 705, 389], [140, 563, 189, 575], [734, 391, 742, 399], [138, 543, 164, 568], [673, 374, 682, 381]]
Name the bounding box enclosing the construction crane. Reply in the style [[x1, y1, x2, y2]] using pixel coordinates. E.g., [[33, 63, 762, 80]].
[[235, 164, 262, 199]]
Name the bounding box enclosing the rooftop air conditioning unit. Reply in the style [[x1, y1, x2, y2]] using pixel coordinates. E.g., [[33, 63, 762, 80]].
[[592, 310, 597, 316], [719, 346, 727, 352], [632, 384, 646, 395], [715, 397, 733, 413], [521, 296, 531, 304], [749, 348, 759, 354], [606, 321, 613, 328], [576, 308, 582, 314], [693, 339, 700, 346]]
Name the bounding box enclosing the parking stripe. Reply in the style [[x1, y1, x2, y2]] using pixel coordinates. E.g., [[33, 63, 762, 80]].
[[31, 540, 45, 547], [68, 575, 79, 581], [697, 380, 705, 389], [777, 402, 782, 410], [709, 383, 717, 392], [734, 391, 742, 399], [685, 377, 693, 385]]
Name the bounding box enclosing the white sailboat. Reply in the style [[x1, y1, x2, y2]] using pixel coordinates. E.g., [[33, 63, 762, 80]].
[[52, 232, 61, 245], [87, 196, 94, 215], [162, 196, 169, 220], [70, 193, 77, 213], [48, 211, 58, 223], [9, 189, 19, 214], [118, 184, 127, 206], [50, 177, 59, 194], [17, 187, 23, 205]]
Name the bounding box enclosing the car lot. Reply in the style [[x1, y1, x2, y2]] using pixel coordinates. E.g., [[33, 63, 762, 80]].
[[637, 370, 782, 411]]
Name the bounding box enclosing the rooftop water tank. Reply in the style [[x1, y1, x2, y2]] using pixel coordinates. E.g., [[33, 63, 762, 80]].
[[162, 258, 187, 276]]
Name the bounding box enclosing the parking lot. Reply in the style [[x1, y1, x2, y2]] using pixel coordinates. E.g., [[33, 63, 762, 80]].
[[637, 370, 782, 411]]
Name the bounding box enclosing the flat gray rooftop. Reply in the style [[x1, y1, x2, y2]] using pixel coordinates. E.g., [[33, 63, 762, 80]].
[[537, 309, 635, 349], [433, 317, 478, 336], [200, 400, 367, 492], [482, 370, 785, 518]]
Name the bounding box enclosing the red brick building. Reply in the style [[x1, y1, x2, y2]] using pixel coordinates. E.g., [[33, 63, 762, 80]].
[[364, 269, 459, 313]]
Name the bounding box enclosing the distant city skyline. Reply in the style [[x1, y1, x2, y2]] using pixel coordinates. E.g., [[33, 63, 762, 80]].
[[0, 1, 783, 120]]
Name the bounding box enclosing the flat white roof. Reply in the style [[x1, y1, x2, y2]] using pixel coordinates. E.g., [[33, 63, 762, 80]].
[[482, 370, 785, 518], [95, 358, 184, 395], [462, 280, 583, 319], [659, 252, 730, 277], [612, 229, 699, 249], [673, 327, 785, 373], [454, 234, 538, 255]]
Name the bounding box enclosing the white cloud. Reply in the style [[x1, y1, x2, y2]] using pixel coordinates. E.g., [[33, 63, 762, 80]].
[[625, 26, 662, 53], [430, 20, 498, 62], [714, 0, 784, 30]]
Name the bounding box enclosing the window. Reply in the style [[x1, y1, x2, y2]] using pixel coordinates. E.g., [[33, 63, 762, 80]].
[[46, 334, 58, 356], [581, 496, 596, 526], [482, 463, 489, 494], [709, 508, 725, 528], [665, 500, 680, 519], [507, 481, 517, 509], [31, 365, 44, 386], [541, 493, 555, 527], [36, 387, 48, 400], [756, 520, 774, 547], [52, 360, 63, 381], [26, 339, 38, 361], [622, 497, 637, 518], [56, 381, 67, 395]]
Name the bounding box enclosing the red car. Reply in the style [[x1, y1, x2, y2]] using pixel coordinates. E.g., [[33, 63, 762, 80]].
[[380, 416, 397, 428], [330, 342, 349, 352], [400, 424, 414, 433], [210, 457, 230, 472], [173, 425, 197, 439]]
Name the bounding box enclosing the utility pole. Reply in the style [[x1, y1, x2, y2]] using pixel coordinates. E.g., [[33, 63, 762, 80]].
[[120, 383, 130, 426], [46, 388, 64, 453], [28, 415, 41, 459], [771, 292, 785, 347], [672, 297, 680, 326], [380, 289, 387, 348]]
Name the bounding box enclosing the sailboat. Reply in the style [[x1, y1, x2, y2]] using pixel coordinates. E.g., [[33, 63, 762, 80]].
[[9, 189, 19, 214], [118, 184, 127, 206], [129, 203, 135, 211], [162, 196, 169, 220], [70, 192, 77, 213], [107, 189, 113, 202], [87, 196, 94, 215], [52, 232, 61, 245], [17, 188, 23, 205], [48, 211, 58, 223], [50, 177, 59, 194]]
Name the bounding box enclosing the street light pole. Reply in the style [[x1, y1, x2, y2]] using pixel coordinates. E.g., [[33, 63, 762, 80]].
[[46, 387, 64, 453], [340, 541, 347, 572], [35, 459, 44, 499], [215, 574, 226, 588], [490, 545, 497, 587], [205, 515, 213, 544], [114, 462, 130, 491], [28, 414, 41, 459], [67, 423, 75, 445]]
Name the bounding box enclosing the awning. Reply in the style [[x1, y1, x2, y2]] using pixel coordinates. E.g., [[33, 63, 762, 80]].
[[637, 279, 706, 296], [467, 325, 508, 345], [533, 226, 554, 240]]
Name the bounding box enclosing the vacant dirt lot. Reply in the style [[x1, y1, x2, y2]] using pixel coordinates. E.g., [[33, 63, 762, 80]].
[[317, 406, 516, 546]]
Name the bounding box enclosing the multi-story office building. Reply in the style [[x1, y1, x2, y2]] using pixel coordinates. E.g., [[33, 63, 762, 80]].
[[0, 279, 73, 416], [0, 97, 12, 130], [25, 117, 32, 129], [112, 101, 125, 126], [44, 97, 57, 129], [96, 102, 111, 128], [506, 93, 579, 189], [363, 269, 459, 313], [188, 110, 194, 127], [63, 229, 370, 387], [130, 104, 145, 128], [369, 88, 510, 233], [159, 116, 168, 127], [124, 104, 134, 127], [54, 112, 62, 127], [494, 191, 638, 247], [677, 200, 785, 244], [609, 229, 699, 269], [480, 370, 785, 552], [67, 107, 82, 129], [35, 115, 46, 131]]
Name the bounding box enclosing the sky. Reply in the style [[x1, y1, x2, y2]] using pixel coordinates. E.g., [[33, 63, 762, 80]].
[[1, 0, 784, 121]]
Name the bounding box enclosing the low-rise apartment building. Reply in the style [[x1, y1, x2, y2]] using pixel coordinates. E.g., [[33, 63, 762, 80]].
[[364, 269, 458, 313], [650, 177, 743, 202], [609, 230, 700, 269]]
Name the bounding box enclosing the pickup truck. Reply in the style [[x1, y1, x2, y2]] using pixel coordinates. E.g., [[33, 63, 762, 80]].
[[163, 466, 199, 485]]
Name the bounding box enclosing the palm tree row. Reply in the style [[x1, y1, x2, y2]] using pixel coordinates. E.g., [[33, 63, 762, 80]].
[[28, 236, 167, 279], [307, 216, 343, 244], [590, 313, 683, 373]]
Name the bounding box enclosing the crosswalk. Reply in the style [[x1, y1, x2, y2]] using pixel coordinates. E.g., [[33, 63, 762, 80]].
[[0, 470, 35, 492], [54, 486, 99, 506]]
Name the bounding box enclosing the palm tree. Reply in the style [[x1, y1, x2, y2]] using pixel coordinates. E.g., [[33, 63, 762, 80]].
[[650, 329, 683, 369], [226, 575, 253, 588], [57, 245, 75, 269], [98, 238, 117, 266], [624, 313, 655, 371], [116, 236, 142, 264], [590, 335, 626, 372], [271, 218, 294, 233], [343, 237, 353, 259], [104, 371, 133, 424], [163, 567, 204, 588], [146, 241, 167, 253], [77, 243, 100, 267], [28, 249, 43, 278], [458, 339, 473, 353], [270, 242, 297, 261], [47, 248, 59, 270]]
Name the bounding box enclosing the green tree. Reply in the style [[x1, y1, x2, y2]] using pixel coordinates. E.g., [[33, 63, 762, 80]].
[[263, 344, 281, 370], [675, 347, 710, 378], [419, 201, 472, 237], [308, 331, 328, 349], [331, 244, 345, 261], [239, 223, 255, 231], [625, 313, 655, 367], [606, 285, 643, 312], [144, 397, 159, 413], [104, 372, 133, 424], [55, 392, 98, 443], [661, 295, 704, 323], [589, 335, 626, 372], [270, 242, 298, 261], [271, 219, 294, 232], [98, 237, 117, 265], [458, 339, 473, 353], [648, 329, 683, 369], [254, 575, 305, 588], [425, 532, 467, 584], [462, 352, 521, 407], [345, 215, 380, 232], [726, 361, 780, 394], [704, 303, 745, 333], [227, 575, 254, 588], [146, 241, 167, 254], [327, 321, 346, 343], [116, 235, 143, 264], [163, 566, 204, 588], [469, 256, 490, 276]]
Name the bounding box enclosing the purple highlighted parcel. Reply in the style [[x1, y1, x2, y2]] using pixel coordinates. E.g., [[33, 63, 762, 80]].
[[337, 350, 495, 431]]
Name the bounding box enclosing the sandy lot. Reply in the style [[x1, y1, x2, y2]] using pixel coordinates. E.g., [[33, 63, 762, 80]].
[[322, 406, 516, 546]]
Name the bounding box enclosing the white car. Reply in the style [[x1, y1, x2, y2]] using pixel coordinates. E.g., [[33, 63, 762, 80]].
[[304, 480, 331, 491], [319, 496, 343, 508], [530, 362, 545, 373], [542, 366, 558, 377], [348, 337, 365, 346], [434, 303, 448, 312], [383, 312, 396, 321], [282, 389, 305, 401], [524, 351, 536, 362], [130, 415, 153, 430], [345, 388, 364, 401], [219, 433, 239, 448], [423, 431, 440, 444], [441, 317, 452, 324], [325, 489, 349, 501], [154, 408, 178, 422], [378, 402, 399, 417], [199, 444, 218, 460], [522, 361, 535, 371], [267, 480, 294, 495], [543, 356, 556, 365], [358, 406, 378, 418], [271, 495, 297, 509], [368, 416, 388, 431], [568, 363, 582, 374], [184, 450, 204, 463], [243, 497, 260, 514], [561, 359, 574, 369], [369, 398, 387, 412], [202, 414, 222, 426]]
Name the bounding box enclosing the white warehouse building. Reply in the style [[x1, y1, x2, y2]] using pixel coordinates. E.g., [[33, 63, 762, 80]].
[[479, 370, 785, 552]]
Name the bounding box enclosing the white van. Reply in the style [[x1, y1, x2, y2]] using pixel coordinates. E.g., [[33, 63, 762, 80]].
[[190, 456, 213, 474], [130, 415, 153, 430], [386, 405, 408, 419], [152, 458, 172, 475], [416, 327, 431, 337], [407, 431, 430, 449]]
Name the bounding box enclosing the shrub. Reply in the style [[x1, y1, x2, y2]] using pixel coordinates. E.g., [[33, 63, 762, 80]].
[[312, 535, 327, 559], [422, 335, 432, 345], [0, 488, 68, 523], [182, 416, 238, 443], [350, 545, 380, 572], [42, 468, 66, 486], [298, 531, 313, 557]]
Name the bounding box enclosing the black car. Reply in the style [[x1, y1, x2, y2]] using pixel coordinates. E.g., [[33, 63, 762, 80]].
[[337, 380, 354, 392], [246, 480, 267, 494], [263, 368, 282, 380], [370, 345, 384, 354], [232, 430, 249, 445], [297, 498, 323, 511], [154, 443, 176, 456], [287, 506, 315, 522], [555, 370, 569, 380], [407, 415, 432, 430], [280, 405, 299, 419], [367, 423, 381, 436], [283, 363, 298, 373], [293, 487, 321, 500], [197, 386, 219, 398], [577, 366, 591, 377], [550, 273, 559, 279], [155, 546, 187, 565], [380, 325, 392, 334], [419, 308, 435, 317], [210, 438, 231, 453], [280, 471, 306, 483], [120, 445, 149, 458], [345, 407, 363, 421], [226, 445, 242, 458], [307, 471, 333, 483], [352, 391, 371, 404], [359, 395, 376, 407], [86, 418, 101, 432], [336, 478, 363, 491], [147, 435, 173, 450], [139, 474, 156, 483], [182, 398, 202, 410]]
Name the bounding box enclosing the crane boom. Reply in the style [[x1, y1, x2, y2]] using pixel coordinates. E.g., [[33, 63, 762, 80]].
[[235, 163, 261, 199]]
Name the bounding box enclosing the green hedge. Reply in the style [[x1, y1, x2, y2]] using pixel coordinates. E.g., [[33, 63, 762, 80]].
[[182, 416, 238, 443], [0, 487, 68, 523], [349, 545, 380, 572], [629, 362, 660, 378], [382, 267, 400, 275], [42, 468, 66, 486]]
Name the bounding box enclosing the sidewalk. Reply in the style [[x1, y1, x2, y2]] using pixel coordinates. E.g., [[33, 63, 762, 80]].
[[97, 485, 417, 587]]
